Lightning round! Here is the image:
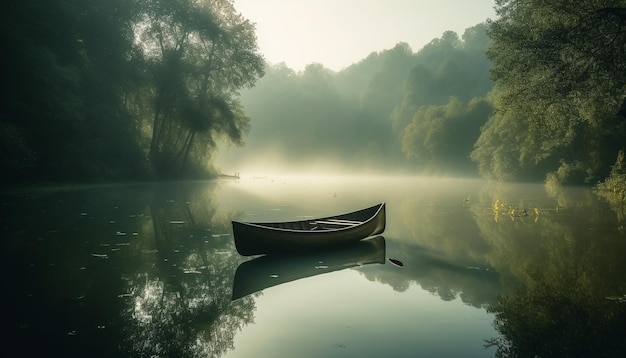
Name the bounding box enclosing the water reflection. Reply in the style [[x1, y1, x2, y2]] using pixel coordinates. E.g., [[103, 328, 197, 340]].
[[2, 182, 252, 357], [378, 178, 626, 357], [2, 177, 626, 357], [360, 179, 501, 308], [232, 236, 385, 300], [360, 241, 501, 308], [117, 183, 251, 357], [468, 182, 626, 357]]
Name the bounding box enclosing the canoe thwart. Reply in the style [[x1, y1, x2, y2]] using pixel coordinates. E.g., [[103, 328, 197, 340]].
[[309, 220, 361, 227]]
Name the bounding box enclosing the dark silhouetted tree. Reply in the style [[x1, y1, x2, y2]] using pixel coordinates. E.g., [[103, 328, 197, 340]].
[[136, 0, 264, 178]]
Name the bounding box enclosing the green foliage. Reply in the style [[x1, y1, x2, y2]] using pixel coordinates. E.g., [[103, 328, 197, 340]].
[[392, 24, 493, 173], [226, 24, 494, 173], [0, 0, 264, 185], [231, 42, 439, 170], [471, 89, 559, 182], [392, 24, 493, 132], [595, 150, 626, 223], [137, 0, 264, 179], [235, 63, 365, 165], [402, 96, 492, 174], [473, 0, 626, 184], [0, 0, 147, 184], [8, 0, 624, 184]]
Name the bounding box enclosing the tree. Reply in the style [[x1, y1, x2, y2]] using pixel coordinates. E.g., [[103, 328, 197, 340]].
[[471, 90, 548, 181], [0, 0, 264, 185], [0, 0, 147, 184], [392, 25, 493, 174], [474, 0, 626, 184], [135, 0, 264, 178], [402, 96, 492, 174]]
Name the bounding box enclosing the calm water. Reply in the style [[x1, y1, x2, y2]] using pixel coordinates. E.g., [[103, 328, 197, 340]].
[[2, 176, 625, 357]]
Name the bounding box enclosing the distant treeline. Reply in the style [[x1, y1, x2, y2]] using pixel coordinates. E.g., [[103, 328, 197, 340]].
[[227, 0, 626, 185], [229, 25, 493, 175], [2, 0, 625, 186]]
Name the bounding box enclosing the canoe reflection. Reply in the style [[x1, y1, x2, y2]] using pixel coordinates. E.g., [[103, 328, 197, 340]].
[[231, 236, 386, 300]]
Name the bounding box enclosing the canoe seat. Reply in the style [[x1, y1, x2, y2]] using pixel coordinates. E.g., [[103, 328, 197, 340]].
[[309, 219, 363, 227]]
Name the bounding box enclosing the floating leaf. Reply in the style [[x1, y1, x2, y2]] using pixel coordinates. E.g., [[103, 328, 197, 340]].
[[388, 258, 404, 267]]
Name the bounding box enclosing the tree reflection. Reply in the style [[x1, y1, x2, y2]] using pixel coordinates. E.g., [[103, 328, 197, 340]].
[[486, 277, 626, 358], [116, 183, 255, 357], [360, 182, 502, 307], [361, 179, 626, 356], [472, 182, 626, 357]]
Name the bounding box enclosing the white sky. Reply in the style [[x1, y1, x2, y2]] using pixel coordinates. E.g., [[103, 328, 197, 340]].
[[233, 0, 496, 72]]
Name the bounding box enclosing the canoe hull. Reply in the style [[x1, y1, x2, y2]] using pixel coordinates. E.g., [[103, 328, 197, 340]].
[[232, 203, 386, 256]]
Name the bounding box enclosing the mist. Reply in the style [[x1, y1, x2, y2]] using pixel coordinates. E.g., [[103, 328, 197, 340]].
[[4, 1, 624, 189], [216, 24, 493, 178]]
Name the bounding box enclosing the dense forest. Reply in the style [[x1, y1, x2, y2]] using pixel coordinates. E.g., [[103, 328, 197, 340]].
[[476, 0, 626, 187], [222, 25, 493, 175], [0, 0, 264, 185], [2, 0, 625, 188]]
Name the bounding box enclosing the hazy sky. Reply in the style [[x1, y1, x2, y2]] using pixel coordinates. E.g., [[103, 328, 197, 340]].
[[233, 0, 496, 72]]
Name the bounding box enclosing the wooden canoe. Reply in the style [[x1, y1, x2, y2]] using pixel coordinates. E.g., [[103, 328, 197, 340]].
[[231, 236, 386, 300], [232, 203, 386, 256]]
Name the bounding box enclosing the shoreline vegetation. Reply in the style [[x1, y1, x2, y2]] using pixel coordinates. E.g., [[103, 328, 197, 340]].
[[1, 1, 625, 193], [0, 173, 243, 196], [595, 150, 626, 218]]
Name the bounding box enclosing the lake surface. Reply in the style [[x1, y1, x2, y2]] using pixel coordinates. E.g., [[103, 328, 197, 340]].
[[2, 175, 625, 357]]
